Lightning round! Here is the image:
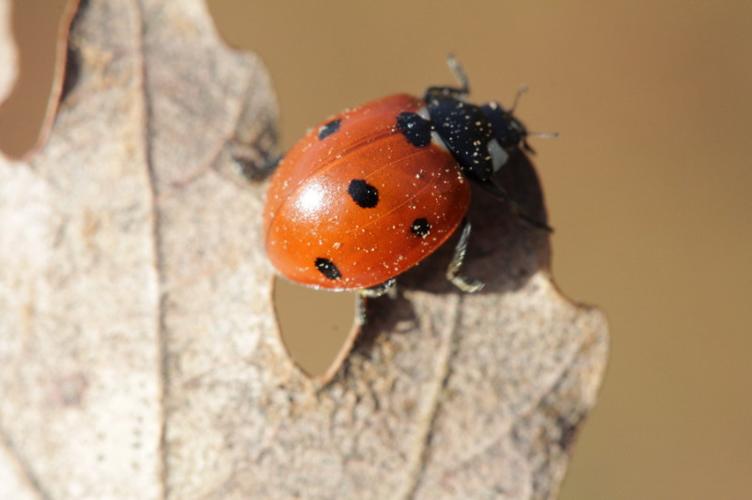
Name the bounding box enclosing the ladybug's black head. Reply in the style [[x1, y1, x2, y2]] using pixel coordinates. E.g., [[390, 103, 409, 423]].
[[480, 101, 529, 151]]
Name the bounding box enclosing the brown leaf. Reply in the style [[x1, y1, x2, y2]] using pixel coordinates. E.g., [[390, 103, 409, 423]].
[[0, 1, 608, 499]]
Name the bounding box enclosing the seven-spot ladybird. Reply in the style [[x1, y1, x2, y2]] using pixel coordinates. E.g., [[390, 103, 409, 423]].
[[264, 56, 550, 296]]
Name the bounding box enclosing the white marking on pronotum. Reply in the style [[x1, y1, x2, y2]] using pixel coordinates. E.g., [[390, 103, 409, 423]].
[[488, 138, 508, 173], [416, 106, 449, 153]]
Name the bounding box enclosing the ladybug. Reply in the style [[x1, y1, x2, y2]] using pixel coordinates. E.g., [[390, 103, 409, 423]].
[[264, 56, 550, 297]]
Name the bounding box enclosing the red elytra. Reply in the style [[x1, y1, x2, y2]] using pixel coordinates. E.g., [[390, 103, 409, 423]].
[[264, 94, 470, 291], [264, 57, 549, 294]]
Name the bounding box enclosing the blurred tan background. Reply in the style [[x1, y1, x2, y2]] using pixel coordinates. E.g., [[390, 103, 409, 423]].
[[2, 1, 751, 499]]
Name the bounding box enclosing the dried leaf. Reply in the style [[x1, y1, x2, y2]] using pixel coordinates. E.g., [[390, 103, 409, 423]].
[[0, 1, 608, 499]]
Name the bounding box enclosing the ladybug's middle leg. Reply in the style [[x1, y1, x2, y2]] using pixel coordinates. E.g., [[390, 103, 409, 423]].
[[446, 219, 485, 293]]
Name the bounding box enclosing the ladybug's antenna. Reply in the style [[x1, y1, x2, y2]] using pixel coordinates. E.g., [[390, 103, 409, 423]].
[[509, 85, 528, 113], [510, 86, 559, 141], [523, 131, 560, 153], [527, 131, 560, 139], [508, 85, 559, 140], [446, 54, 470, 95]]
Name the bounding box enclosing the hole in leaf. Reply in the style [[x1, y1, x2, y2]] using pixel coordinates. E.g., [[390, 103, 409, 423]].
[[0, 0, 70, 158], [272, 276, 360, 379]]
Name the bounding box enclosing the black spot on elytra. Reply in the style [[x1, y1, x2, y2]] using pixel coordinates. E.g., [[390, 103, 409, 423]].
[[315, 258, 341, 280], [318, 119, 341, 140], [396, 112, 432, 147], [348, 179, 379, 208], [411, 218, 431, 238]]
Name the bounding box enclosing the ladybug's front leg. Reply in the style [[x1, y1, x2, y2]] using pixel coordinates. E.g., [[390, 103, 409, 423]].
[[446, 219, 485, 293], [423, 54, 471, 100]]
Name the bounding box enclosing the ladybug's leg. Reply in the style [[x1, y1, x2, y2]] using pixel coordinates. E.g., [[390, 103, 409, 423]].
[[355, 279, 397, 324], [355, 296, 367, 325], [424, 54, 471, 99], [446, 219, 485, 293], [360, 278, 397, 299]]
